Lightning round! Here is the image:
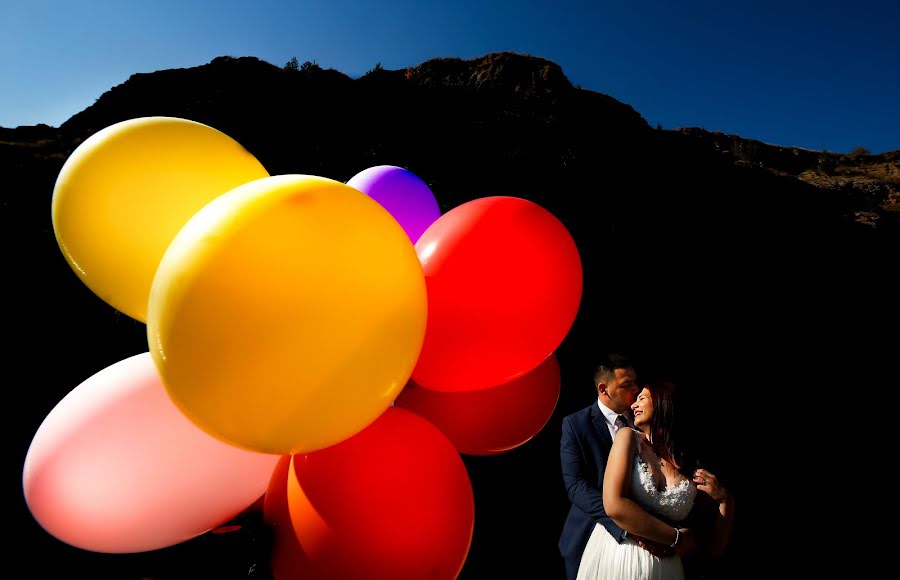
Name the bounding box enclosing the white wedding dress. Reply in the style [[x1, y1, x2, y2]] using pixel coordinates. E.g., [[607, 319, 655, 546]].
[[576, 436, 697, 580]]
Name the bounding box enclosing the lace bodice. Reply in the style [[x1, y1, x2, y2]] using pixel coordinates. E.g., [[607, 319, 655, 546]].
[[631, 436, 696, 523]]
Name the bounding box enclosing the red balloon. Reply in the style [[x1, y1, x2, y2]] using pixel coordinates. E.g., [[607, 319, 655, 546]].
[[263, 407, 474, 580], [412, 196, 582, 391], [264, 456, 308, 578], [396, 354, 560, 455]]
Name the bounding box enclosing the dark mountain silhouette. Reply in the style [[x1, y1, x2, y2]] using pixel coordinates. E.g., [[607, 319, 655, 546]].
[[3, 52, 895, 579]]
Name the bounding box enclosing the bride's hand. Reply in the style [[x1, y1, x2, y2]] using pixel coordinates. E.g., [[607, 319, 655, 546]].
[[693, 468, 728, 503]]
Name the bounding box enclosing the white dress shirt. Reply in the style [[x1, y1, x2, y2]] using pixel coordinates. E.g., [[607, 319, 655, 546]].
[[597, 398, 630, 440]]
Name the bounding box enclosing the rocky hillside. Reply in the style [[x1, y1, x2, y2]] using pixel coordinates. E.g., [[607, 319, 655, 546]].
[[677, 127, 900, 226], [4, 51, 895, 580]]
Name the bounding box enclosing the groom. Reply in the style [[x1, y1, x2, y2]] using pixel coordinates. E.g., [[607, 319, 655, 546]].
[[559, 353, 640, 579]]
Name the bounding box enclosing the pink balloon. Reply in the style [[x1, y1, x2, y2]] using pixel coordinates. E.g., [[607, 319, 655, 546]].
[[347, 165, 441, 243], [22, 353, 280, 553]]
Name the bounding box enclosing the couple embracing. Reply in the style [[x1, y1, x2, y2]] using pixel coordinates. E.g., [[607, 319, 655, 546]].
[[560, 354, 735, 580]]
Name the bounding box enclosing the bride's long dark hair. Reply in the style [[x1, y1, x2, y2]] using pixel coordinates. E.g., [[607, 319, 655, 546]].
[[645, 381, 690, 475]]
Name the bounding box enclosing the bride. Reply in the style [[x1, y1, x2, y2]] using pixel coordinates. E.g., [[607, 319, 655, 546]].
[[576, 381, 735, 580]]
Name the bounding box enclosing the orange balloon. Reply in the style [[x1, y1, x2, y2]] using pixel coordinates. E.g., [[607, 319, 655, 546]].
[[412, 196, 582, 392], [396, 354, 560, 455], [147, 175, 427, 455], [51, 116, 269, 322], [264, 408, 474, 579]]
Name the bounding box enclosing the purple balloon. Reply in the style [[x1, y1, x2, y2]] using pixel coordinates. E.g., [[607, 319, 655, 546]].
[[347, 165, 441, 243]]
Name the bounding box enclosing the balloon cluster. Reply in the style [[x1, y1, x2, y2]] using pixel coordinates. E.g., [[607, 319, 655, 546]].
[[23, 117, 583, 578]]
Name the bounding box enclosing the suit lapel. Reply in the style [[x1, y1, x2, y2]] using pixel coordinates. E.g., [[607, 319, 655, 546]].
[[590, 402, 613, 452]]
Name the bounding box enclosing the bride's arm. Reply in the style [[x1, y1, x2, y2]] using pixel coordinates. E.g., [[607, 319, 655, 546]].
[[602, 428, 680, 546], [693, 468, 735, 557]]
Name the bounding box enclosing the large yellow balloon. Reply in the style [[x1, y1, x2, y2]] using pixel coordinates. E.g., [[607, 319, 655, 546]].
[[52, 117, 269, 322], [147, 175, 428, 455]]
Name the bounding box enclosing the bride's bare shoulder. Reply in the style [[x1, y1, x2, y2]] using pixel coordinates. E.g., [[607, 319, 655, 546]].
[[613, 428, 640, 452]]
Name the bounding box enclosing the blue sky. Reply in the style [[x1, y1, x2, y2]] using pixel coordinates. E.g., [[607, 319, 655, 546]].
[[2, 0, 898, 153]]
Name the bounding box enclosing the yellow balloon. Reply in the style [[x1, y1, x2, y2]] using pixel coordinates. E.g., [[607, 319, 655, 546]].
[[147, 175, 428, 455], [51, 117, 269, 322]]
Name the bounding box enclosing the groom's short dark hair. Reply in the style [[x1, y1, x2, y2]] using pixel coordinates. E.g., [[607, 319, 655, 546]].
[[594, 353, 633, 385]]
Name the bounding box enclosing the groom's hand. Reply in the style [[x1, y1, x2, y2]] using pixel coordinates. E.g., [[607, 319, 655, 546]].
[[632, 535, 675, 558], [674, 528, 698, 557]]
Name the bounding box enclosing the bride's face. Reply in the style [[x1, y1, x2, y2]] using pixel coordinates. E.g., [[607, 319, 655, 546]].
[[631, 388, 654, 428]]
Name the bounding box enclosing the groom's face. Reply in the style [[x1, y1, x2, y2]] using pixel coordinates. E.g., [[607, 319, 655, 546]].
[[599, 367, 639, 414]]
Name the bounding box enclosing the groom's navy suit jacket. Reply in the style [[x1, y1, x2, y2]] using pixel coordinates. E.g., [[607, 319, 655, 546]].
[[559, 402, 627, 580]]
